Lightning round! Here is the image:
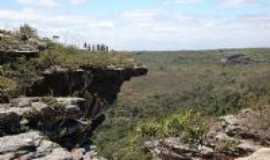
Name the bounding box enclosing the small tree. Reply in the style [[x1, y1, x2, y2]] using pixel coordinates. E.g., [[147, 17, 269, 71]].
[[19, 24, 37, 39]]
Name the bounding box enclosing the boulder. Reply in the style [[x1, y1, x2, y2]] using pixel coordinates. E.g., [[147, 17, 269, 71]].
[[236, 148, 270, 160], [221, 54, 254, 65], [0, 31, 48, 64], [145, 138, 204, 160], [0, 97, 90, 144], [0, 131, 73, 160]]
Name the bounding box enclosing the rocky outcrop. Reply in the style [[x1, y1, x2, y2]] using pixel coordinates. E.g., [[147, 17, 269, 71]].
[[0, 131, 73, 160], [145, 138, 217, 160], [145, 109, 270, 160], [0, 27, 148, 160], [0, 97, 89, 141], [221, 54, 254, 65], [27, 65, 148, 104], [0, 30, 47, 63], [235, 148, 270, 160], [0, 64, 147, 160]]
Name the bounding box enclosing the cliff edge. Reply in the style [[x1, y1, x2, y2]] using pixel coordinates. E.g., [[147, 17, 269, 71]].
[[0, 27, 147, 160]]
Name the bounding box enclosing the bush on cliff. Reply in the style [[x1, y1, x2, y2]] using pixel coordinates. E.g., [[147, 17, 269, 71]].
[[136, 110, 208, 144], [0, 76, 16, 91]]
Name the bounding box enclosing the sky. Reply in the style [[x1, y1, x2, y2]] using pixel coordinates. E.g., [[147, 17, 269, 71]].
[[0, 0, 269, 50]]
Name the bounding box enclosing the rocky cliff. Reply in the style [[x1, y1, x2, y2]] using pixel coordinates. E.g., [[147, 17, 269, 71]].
[[0, 27, 147, 160]]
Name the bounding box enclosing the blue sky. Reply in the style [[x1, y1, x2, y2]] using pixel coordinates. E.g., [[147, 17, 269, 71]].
[[0, 0, 269, 50]]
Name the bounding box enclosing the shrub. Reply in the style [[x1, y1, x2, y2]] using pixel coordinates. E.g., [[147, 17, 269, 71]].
[[136, 110, 209, 144], [137, 121, 161, 137], [18, 24, 38, 39], [0, 76, 16, 91]]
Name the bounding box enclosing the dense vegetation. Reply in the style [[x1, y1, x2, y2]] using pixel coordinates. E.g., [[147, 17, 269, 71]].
[[93, 49, 270, 159]]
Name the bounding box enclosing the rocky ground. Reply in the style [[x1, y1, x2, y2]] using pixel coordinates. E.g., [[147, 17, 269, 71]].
[[145, 108, 270, 160]]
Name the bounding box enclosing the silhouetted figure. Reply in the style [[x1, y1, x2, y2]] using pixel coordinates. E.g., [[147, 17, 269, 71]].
[[88, 44, 92, 52], [105, 46, 109, 53], [83, 42, 87, 49], [92, 45, 96, 52], [96, 44, 101, 52]]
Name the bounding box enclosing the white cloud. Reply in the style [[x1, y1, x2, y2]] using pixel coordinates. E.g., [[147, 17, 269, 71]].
[[0, 3, 269, 50], [16, 0, 88, 8], [16, 0, 59, 8], [112, 9, 270, 50], [0, 7, 114, 46], [70, 0, 88, 5], [163, 0, 202, 5], [220, 0, 257, 7]]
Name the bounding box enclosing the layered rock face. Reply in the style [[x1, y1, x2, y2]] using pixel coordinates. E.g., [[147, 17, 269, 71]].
[[0, 66, 147, 160], [0, 28, 148, 160]]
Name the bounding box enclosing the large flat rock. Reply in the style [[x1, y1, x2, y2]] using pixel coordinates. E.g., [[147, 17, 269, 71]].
[[236, 148, 270, 160], [0, 131, 73, 160]]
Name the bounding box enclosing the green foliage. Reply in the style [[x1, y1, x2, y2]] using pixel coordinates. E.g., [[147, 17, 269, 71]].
[[18, 24, 38, 39], [37, 44, 137, 69], [1, 57, 40, 96], [136, 110, 208, 144], [0, 76, 16, 90]]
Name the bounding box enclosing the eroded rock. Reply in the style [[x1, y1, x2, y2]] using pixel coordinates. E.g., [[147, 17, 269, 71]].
[[236, 148, 270, 160], [221, 54, 254, 65], [145, 109, 270, 160], [0, 131, 73, 160], [0, 97, 95, 149], [0, 31, 47, 63]]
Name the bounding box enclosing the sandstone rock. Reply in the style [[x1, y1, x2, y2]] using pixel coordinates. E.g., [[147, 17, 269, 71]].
[[0, 91, 9, 103], [237, 140, 262, 154], [0, 97, 89, 141], [0, 97, 86, 121], [28, 66, 148, 104], [221, 54, 254, 65], [71, 146, 106, 160], [0, 131, 73, 160], [235, 148, 270, 160], [145, 138, 201, 160]]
